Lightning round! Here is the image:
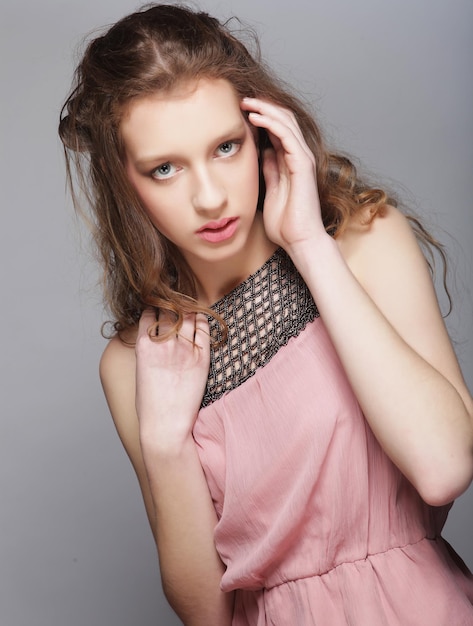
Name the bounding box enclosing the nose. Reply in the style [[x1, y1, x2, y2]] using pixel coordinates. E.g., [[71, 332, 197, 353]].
[[191, 166, 227, 215]]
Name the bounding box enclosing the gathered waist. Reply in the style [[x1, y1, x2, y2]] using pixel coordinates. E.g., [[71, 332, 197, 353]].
[[261, 535, 442, 591], [229, 535, 451, 592], [231, 535, 473, 626]]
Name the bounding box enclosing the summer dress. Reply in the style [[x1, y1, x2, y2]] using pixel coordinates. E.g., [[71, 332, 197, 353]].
[[192, 248, 473, 625]]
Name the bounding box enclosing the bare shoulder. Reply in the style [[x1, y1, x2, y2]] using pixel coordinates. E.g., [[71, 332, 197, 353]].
[[100, 332, 157, 537], [99, 334, 140, 462], [337, 205, 422, 274], [337, 205, 473, 407], [100, 335, 136, 414], [100, 334, 136, 388], [337, 203, 434, 303], [336, 205, 435, 301]]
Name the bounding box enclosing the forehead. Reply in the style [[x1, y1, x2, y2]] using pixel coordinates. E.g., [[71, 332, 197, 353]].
[[120, 78, 244, 160]]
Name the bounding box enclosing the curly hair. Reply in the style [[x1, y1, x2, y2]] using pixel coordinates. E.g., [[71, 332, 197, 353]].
[[59, 3, 449, 339]]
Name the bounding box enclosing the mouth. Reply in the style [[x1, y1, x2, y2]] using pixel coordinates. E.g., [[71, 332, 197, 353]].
[[196, 217, 239, 243]]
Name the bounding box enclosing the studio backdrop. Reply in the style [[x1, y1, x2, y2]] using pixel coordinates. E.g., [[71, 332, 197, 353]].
[[1, 1, 472, 624]]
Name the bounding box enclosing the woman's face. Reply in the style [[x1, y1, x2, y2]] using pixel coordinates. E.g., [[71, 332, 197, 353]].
[[121, 78, 261, 270]]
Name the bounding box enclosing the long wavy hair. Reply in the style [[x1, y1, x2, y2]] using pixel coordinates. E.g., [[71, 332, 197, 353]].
[[59, 3, 448, 339]]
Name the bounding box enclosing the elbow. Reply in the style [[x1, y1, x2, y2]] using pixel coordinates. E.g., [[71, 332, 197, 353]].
[[414, 452, 473, 507], [162, 579, 233, 626], [411, 417, 473, 507]]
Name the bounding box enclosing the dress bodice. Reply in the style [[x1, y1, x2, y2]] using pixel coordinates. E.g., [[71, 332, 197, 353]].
[[192, 249, 473, 625], [203, 248, 318, 407]]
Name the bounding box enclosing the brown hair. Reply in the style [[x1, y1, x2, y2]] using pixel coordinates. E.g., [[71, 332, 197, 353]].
[[59, 3, 449, 338]]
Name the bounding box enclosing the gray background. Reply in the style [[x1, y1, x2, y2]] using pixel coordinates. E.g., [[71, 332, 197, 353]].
[[1, 0, 472, 624]]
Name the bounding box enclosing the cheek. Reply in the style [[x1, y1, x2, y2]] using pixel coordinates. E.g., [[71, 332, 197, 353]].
[[128, 174, 176, 223], [142, 205, 178, 243], [132, 185, 173, 232], [143, 197, 174, 229]]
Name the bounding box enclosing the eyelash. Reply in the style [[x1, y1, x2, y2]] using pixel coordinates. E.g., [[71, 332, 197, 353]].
[[216, 139, 242, 157], [151, 162, 178, 180], [150, 139, 243, 181]]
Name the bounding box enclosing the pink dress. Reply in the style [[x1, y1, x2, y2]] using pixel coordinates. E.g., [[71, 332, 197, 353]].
[[193, 249, 473, 625]]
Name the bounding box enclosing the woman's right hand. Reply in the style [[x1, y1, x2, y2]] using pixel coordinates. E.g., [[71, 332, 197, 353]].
[[101, 310, 231, 623], [135, 309, 210, 448]]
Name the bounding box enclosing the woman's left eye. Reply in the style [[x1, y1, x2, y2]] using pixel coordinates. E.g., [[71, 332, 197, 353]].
[[216, 140, 241, 157]]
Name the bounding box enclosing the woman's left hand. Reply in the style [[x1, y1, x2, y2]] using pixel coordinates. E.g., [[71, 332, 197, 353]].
[[241, 97, 326, 253]]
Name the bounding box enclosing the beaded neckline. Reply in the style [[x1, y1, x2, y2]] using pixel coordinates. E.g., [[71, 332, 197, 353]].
[[202, 248, 319, 407]]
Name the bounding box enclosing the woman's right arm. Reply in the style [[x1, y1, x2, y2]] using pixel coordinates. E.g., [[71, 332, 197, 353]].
[[99, 311, 233, 626]]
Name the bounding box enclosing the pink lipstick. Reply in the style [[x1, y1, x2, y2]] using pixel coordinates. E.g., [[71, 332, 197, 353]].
[[196, 217, 239, 243]]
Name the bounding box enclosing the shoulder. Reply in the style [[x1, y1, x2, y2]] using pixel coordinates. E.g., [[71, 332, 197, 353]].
[[336, 204, 444, 358], [100, 324, 139, 386], [336, 204, 432, 298], [99, 334, 139, 448], [336, 205, 468, 394], [337, 205, 422, 270], [99, 332, 157, 538], [100, 334, 137, 392]]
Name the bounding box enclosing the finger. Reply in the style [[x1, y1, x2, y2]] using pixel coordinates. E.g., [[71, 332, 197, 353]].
[[140, 308, 176, 340], [241, 98, 307, 146], [194, 313, 210, 347], [246, 110, 314, 170], [242, 97, 314, 164], [156, 309, 179, 339], [178, 313, 210, 351], [138, 308, 158, 337], [241, 97, 295, 123], [178, 313, 199, 344]]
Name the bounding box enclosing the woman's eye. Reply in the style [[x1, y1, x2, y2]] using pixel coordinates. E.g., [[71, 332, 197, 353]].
[[216, 141, 240, 157], [151, 162, 177, 180]]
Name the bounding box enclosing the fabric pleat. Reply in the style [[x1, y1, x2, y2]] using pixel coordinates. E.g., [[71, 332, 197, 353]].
[[192, 252, 473, 625]]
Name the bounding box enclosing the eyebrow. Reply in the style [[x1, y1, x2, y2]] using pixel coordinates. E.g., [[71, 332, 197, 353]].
[[133, 122, 247, 167]]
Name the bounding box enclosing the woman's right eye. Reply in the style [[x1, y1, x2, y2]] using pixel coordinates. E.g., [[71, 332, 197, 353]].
[[151, 162, 177, 180]]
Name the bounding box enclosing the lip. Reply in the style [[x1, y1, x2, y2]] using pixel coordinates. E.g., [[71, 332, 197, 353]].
[[196, 217, 239, 243]]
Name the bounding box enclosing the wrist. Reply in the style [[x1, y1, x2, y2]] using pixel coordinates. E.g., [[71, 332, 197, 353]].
[[139, 420, 196, 459], [285, 231, 338, 277]]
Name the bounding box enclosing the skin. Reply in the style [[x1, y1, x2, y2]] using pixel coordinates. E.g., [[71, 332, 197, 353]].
[[100, 78, 473, 625], [121, 79, 276, 305]]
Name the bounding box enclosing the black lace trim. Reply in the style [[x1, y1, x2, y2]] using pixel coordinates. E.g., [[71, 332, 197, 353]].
[[202, 248, 319, 407]]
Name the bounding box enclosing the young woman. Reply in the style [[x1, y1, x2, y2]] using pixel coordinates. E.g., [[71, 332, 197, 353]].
[[59, 4, 473, 625]]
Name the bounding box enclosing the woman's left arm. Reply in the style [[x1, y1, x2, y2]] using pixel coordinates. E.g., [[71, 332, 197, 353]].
[[243, 98, 473, 506], [300, 205, 473, 507]]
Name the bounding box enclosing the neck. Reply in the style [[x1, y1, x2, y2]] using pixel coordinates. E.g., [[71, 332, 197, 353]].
[[189, 213, 277, 306]]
